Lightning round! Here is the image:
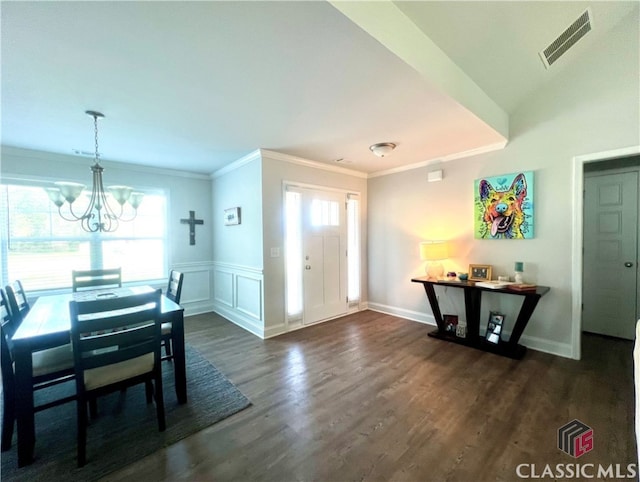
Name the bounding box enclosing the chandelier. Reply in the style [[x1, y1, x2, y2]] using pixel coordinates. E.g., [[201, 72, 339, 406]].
[[45, 111, 143, 233]]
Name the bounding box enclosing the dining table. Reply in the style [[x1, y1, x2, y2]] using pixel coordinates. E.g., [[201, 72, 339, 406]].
[[11, 285, 187, 467]]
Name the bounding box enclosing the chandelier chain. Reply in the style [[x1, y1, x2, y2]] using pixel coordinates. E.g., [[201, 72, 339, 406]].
[[93, 114, 100, 164]]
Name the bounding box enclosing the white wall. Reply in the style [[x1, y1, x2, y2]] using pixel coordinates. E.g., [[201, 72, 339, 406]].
[[211, 152, 264, 269], [0, 146, 215, 315], [367, 10, 640, 358], [210, 152, 265, 336]]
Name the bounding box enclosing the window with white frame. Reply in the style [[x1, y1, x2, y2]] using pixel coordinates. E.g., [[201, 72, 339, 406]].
[[285, 189, 303, 318], [347, 193, 361, 303], [0, 182, 167, 291]]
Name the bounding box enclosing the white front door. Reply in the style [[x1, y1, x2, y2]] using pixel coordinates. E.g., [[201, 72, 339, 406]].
[[300, 188, 347, 324], [583, 170, 639, 339]]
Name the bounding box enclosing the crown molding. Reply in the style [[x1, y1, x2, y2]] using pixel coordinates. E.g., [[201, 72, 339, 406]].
[[0, 145, 212, 180], [259, 149, 368, 179], [211, 149, 262, 178], [367, 141, 508, 178]]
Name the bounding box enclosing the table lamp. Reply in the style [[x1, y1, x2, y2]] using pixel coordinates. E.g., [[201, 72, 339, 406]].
[[420, 241, 448, 281]]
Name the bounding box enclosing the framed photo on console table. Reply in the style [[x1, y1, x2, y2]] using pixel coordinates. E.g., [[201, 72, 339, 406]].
[[443, 314, 458, 334], [469, 264, 492, 281], [485, 311, 504, 344]]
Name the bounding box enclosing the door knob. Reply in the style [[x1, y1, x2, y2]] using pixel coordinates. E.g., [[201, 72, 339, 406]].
[[305, 265, 311, 270], [625, 262, 634, 268]]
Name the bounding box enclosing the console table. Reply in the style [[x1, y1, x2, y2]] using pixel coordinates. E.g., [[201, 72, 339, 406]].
[[411, 277, 550, 359]]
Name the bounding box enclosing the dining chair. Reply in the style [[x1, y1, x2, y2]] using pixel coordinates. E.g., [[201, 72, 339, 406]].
[[1, 289, 16, 452], [71, 268, 122, 292], [5, 280, 30, 327], [69, 289, 165, 467], [1, 288, 75, 453], [161, 270, 184, 361]]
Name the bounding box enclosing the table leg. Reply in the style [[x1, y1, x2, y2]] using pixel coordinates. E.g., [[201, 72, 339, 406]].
[[508, 294, 542, 349], [463, 287, 482, 342], [14, 347, 35, 467], [171, 311, 187, 404], [422, 283, 444, 332]]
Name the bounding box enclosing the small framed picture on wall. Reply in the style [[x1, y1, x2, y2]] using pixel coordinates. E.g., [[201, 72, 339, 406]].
[[224, 207, 241, 226]]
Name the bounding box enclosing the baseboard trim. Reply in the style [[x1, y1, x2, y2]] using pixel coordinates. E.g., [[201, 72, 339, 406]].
[[366, 303, 573, 358], [212, 302, 265, 338], [367, 302, 437, 327], [183, 302, 215, 318]]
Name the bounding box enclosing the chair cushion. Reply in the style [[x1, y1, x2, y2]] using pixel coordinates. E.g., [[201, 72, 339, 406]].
[[84, 353, 154, 391], [32, 344, 74, 377], [161, 322, 172, 336]]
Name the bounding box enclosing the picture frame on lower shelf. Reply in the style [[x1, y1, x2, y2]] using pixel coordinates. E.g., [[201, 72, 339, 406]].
[[485, 311, 504, 344], [443, 314, 458, 335]]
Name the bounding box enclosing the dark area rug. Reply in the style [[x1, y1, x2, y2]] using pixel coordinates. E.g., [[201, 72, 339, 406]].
[[1, 344, 252, 481]]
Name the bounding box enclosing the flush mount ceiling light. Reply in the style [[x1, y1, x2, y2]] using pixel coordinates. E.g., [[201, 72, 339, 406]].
[[369, 142, 396, 158], [45, 110, 143, 232]]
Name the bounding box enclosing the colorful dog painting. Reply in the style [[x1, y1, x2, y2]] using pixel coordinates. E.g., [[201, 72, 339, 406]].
[[474, 171, 534, 239]]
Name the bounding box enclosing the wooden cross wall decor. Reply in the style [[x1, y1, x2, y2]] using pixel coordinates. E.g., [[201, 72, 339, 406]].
[[180, 210, 204, 245]]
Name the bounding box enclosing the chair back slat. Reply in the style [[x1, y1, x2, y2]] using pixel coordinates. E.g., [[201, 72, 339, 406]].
[[72, 268, 122, 292], [0, 289, 16, 383], [0, 289, 14, 337], [5, 280, 30, 327], [78, 322, 156, 353], [81, 338, 156, 371], [69, 289, 162, 379], [166, 270, 184, 304]]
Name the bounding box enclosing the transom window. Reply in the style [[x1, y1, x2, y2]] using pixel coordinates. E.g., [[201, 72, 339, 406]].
[[0, 183, 167, 292], [310, 199, 340, 226]]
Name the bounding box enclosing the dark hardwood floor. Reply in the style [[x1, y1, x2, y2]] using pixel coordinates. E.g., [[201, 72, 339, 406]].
[[105, 310, 635, 481]]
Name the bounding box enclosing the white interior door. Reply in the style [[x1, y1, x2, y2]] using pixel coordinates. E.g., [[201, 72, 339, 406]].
[[301, 188, 347, 324], [583, 171, 639, 339]]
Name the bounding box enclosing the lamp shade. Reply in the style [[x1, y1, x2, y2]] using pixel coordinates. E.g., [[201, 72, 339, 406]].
[[420, 241, 448, 261]]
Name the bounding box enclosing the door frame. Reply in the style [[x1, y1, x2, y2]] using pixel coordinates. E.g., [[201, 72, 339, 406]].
[[282, 180, 362, 329], [571, 145, 640, 359]]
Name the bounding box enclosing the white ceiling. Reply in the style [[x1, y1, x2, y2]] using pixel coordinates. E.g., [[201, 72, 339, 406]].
[[1, 1, 636, 175]]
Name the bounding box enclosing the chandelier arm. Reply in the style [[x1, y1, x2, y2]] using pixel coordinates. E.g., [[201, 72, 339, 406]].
[[80, 212, 99, 233], [56, 203, 84, 222], [116, 205, 139, 223], [96, 165, 121, 232]]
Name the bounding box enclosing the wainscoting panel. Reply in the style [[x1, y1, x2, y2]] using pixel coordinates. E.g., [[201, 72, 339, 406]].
[[235, 275, 262, 321], [213, 269, 234, 308], [182, 268, 210, 304], [212, 262, 265, 338], [172, 261, 216, 317]]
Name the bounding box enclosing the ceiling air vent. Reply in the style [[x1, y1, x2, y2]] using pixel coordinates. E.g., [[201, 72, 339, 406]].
[[539, 8, 593, 69]]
